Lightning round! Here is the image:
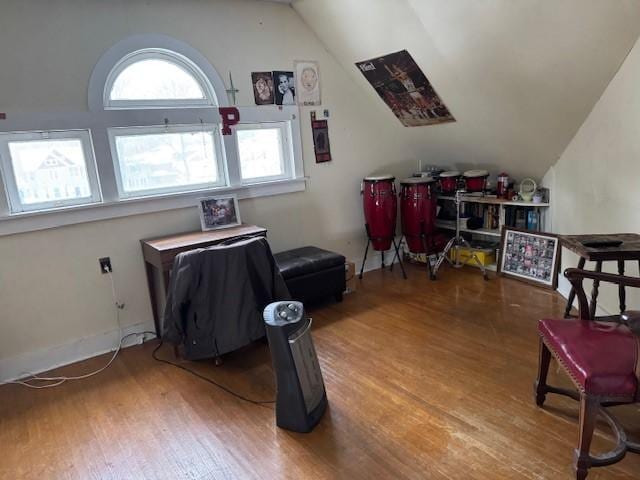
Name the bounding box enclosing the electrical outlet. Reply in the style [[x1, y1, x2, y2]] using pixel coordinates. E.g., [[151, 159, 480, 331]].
[[99, 257, 112, 274]]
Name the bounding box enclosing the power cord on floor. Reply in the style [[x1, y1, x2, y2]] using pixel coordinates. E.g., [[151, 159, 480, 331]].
[[7, 268, 153, 389], [151, 341, 275, 409]]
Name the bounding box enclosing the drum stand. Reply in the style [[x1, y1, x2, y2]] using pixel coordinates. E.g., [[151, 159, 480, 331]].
[[391, 222, 436, 280], [358, 224, 407, 280], [431, 189, 488, 280]]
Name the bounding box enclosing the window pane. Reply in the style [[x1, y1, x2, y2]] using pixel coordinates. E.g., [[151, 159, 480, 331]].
[[110, 59, 206, 101], [8, 139, 93, 205], [113, 130, 218, 194], [237, 128, 284, 180]]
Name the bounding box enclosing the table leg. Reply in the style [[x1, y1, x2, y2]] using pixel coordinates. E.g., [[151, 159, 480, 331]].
[[144, 261, 161, 337], [589, 260, 603, 319], [564, 257, 586, 318], [163, 270, 171, 292], [618, 260, 626, 314]]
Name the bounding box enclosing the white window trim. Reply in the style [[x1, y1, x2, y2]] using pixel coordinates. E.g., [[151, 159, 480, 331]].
[[235, 121, 294, 185], [0, 35, 306, 237], [103, 48, 218, 110], [0, 177, 306, 236], [0, 107, 305, 237], [87, 34, 228, 112], [108, 123, 227, 198], [0, 129, 102, 213]]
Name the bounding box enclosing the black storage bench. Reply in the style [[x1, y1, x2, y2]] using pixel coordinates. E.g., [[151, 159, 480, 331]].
[[274, 246, 346, 304]]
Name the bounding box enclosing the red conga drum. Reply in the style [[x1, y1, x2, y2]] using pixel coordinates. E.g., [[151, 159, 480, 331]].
[[438, 171, 460, 194], [362, 174, 397, 251], [400, 177, 437, 253], [463, 169, 489, 192]]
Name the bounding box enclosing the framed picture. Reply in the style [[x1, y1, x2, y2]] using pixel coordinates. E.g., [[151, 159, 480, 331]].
[[251, 71, 274, 105], [273, 70, 296, 105], [497, 227, 560, 290], [198, 195, 241, 231], [295, 60, 321, 106]]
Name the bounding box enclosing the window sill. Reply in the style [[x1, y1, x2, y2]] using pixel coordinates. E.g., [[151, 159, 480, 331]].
[[0, 177, 307, 237]]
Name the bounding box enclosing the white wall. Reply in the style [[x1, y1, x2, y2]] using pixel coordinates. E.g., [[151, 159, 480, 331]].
[[543, 34, 640, 314], [0, 0, 418, 372], [293, 0, 640, 181]]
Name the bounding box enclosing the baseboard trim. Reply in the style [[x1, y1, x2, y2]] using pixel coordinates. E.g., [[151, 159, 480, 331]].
[[0, 320, 156, 384], [354, 249, 402, 276], [4, 271, 609, 385]]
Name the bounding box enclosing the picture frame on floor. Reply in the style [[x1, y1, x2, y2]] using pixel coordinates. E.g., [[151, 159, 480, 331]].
[[497, 226, 560, 289], [198, 195, 241, 231]]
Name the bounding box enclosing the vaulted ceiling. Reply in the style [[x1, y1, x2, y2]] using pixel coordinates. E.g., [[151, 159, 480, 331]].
[[293, 0, 640, 179]]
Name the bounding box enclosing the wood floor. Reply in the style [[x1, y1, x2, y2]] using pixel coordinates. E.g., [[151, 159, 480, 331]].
[[1, 264, 639, 480]]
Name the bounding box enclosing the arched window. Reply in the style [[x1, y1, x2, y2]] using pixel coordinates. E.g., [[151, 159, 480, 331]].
[[0, 35, 304, 233], [103, 49, 217, 109], [102, 47, 226, 198]]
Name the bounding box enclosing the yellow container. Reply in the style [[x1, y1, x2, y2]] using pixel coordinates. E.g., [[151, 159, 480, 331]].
[[449, 247, 495, 266]]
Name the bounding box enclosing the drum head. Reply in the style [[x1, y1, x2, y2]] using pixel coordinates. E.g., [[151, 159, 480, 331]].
[[439, 170, 460, 178], [400, 177, 435, 185], [463, 169, 489, 178], [364, 174, 395, 181]]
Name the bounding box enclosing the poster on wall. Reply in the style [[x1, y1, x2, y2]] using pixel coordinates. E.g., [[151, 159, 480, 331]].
[[355, 50, 455, 127], [251, 72, 275, 105], [311, 115, 331, 163], [273, 71, 296, 105], [498, 227, 560, 289], [295, 60, 321, 106]]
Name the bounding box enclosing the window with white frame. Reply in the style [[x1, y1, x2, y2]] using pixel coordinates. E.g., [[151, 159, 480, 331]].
[[236, 122, 292, 183], [108, 124, 225, 197], [104, 48, 229, 198], [104, 49, 217, 109], [0, 35, 304, 234], [0, 130, 101, 213]]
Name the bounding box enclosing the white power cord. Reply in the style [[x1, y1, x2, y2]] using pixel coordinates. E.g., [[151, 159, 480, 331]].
[[7, 267, 151, 389]]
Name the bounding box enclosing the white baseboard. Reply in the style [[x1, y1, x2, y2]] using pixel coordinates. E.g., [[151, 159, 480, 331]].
[[355, 249, 401, 276], [0, 320, 156, 384]]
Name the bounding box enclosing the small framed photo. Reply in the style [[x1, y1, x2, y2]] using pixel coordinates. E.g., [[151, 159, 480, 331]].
[[497, 226, 560, 290], [273, 70, 296, 105], [198, 195, 241, 231], [251, 71, 275, 105]]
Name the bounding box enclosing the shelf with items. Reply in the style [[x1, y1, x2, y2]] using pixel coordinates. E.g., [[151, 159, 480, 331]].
[[403, 192, 551, 274], [438, 194, 549, 208], [432, 193, 551, 273], [436, 194, 550, 235], [403, 242, 499, 271], [435, 219, 501, 237]]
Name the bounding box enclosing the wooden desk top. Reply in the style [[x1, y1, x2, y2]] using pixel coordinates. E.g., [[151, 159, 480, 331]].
[[141, 224, 267, 269], [559, 233, 640, 261]]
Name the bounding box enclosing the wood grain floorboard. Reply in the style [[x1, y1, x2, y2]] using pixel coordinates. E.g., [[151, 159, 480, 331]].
[[1, 264, 639, 479]]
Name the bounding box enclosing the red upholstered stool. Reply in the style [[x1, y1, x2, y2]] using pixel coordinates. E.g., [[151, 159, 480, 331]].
[[535, 269, 640, 480]]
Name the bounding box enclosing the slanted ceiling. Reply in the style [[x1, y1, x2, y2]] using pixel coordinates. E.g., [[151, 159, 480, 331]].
[[293, 0, 640, 180]]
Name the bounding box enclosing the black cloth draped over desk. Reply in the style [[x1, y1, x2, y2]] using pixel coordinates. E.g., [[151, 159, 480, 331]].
[[162, 236, 290, 360]]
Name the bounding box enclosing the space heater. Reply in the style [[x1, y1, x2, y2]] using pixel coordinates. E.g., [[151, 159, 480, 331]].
[[263, 301, 327, 433]]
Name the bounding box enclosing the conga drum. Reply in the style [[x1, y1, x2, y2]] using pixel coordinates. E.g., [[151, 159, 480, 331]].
[[400, 177, 437, 253], [438, 171, 460, 194], [463, 169, 489, 192], [362, 174, 397, 251]]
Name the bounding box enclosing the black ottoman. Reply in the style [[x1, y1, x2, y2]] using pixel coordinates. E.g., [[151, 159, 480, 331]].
[[275, 246, 346, 304]]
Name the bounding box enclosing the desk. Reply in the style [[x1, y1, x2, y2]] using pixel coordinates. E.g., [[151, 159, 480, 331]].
[[141, 224, 267, 336], [560, 233, 640, 318]]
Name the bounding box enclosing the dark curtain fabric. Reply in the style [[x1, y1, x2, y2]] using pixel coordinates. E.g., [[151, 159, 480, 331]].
[[162, 236, 290, 360]]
